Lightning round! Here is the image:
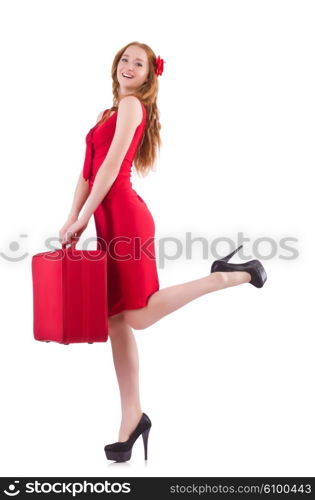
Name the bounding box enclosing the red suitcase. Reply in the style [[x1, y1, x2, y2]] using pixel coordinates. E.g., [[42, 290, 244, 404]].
[[32, 242, 108, 344]]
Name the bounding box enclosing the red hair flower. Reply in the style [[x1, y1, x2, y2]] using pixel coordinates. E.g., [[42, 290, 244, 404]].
[[155, 55, 165, 76]]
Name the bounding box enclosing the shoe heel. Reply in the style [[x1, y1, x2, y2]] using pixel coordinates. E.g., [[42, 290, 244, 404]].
[[142, 427, 150, 460], [220, 244, 243, 262]]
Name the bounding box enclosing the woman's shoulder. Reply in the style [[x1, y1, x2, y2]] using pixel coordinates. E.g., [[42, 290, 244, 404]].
[[95, 97, 145, 125], [118, 95, 144, 109], [117, 96, 144, 125]]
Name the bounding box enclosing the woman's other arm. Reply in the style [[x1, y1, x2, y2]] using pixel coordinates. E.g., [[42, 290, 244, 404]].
[[66, 110, 104, 219], [67, 170, 89, 219], [59, 111, 104, 242]]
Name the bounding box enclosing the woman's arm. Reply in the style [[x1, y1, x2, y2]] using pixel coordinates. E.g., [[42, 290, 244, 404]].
[[67, 170, 90, 219], [80, 96, 142, 223]]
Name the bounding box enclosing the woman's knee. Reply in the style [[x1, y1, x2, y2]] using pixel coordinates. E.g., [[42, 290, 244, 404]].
[[108, 310, 149, 331], [108, 311, 125, 325], [123, 310, 148, 330]]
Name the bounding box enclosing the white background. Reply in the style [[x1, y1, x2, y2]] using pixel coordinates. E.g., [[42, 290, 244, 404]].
[[0, 0, 314, 477]]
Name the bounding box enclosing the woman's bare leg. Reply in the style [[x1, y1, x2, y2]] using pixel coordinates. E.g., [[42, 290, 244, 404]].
[[108, 312, 143, 442], [123, 271, 251, 330]]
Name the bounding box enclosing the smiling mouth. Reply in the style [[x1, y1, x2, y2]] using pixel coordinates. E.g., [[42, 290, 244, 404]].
[[122, 73, 134, 79]]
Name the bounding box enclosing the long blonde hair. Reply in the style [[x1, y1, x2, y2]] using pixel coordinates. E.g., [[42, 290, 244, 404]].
[[97, 41, 163, 177]]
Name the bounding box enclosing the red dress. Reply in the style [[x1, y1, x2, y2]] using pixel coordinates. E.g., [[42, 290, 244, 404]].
[[82, 100, 160, 317]]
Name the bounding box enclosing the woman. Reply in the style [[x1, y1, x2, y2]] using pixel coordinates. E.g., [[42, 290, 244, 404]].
[[59, 41, 267, 462]]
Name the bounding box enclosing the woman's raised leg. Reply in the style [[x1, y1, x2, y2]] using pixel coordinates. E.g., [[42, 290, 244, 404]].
[[123, 271, 251, 330]]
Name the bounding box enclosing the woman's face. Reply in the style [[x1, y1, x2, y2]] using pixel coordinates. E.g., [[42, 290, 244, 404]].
[[117, 45, 149, 94]]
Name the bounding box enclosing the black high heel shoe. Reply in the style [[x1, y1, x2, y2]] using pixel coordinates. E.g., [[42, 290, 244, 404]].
[[210, 244, 267, 288], [104, 413, 152, 462]]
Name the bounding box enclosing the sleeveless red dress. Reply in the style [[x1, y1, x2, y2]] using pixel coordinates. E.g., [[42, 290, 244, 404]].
[[82, 100, 160, 317]]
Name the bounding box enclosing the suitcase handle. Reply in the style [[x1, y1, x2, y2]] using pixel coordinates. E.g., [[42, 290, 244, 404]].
[[53, 240, 78, 251], [62, 241, 77, 248]]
